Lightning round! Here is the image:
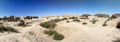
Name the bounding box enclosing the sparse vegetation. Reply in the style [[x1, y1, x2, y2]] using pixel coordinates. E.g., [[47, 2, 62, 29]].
[[40, 21, 57, 29], [90, 19, 98, 24], [52, 19, 62, 22], [44, 30, 64, 40], [116, 22, 120, 29], [44, 30, 58, 36], [69, 17, 78, 19], [0, 26, 19, 33], [66, 20, 70, 23], [107, 17, 111, 21], [113, 39, 120, 42], [62, 18, 68, 20], [102, 21, 107, 26], [73, 19, 80, 22], [53, 33, 64, 40], [18, 20, 26, 27], [79, 17, 88, 19], [82, 22, 87, 25]]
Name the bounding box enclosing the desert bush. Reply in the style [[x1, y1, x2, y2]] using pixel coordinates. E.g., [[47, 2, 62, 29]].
[[90, 19, 98, 24], [116, 22, 120, 29], [82, 22, 87, 25], [52, 19, 62, 22], [80, 17, 88, 19], [53, 34, 64, 40], [40, 21, 56, 29], [0, 23, 3, 25], [44, 30, 58, 36], [107, 17, 112, 21], [0, 26, 19, 33], [69, 17, 78, 19], [62, 18, 68, 20], [113, 39, 120, 42], [66, 20, 70, 23], [102, 23, 107, 26], [18, 20, 26, 27], [94, 14, 109, 18], [0, 18, 2, 20], [73, 19, 80, 22], [102, 21, 107, 26]]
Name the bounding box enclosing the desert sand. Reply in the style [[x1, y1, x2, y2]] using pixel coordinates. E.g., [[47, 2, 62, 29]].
[[0, 15, 120, 42]]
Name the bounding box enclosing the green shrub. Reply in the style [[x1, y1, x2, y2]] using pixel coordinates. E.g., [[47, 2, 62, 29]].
[[18, 20, 26, 27], [0, 26, 19, 33], [52, 19, 62, 22], [62, 18, 68, 20], [102, 23, 107, 26], [102, 21, 107, 26], [40, 21, 56, 29], [90, 19, 98, 24], [66, 20, 70, 23], [82, 22, 87, 25], [53, 34, 64, 40], [80, 17, 87, 19], [73, 19, 80, 22], [69, 17, 78, 19], [44, 30, 58, 36]]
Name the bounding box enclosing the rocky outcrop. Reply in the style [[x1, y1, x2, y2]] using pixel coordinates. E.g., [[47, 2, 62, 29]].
[[111, 14, 120, 19], [94, 14, 109, 18]]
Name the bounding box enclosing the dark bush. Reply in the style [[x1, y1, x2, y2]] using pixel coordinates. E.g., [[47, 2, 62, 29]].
[[113, 39, 120, 42], [52, 19, 62, 22], [103, 23, 107, 26], [0, 18, 2, 20], [62, 18, 68, 20], [0, 23, 3, 25], [116, 22, 120, 29], [69, 17, 78, 19], [94, 14, 109, 18], [0, 26, 19, 33], [25, 16, 32, 20], [66, 20, 70, 23], [102, 21, 107, 26], [44, 30, 58, 36], [73, 19, 80, 22], [80, 17, 88, 19], [40, 21, 56, 29], [53, 34, 64, 40], [82, 22, 87, 25], [90, 19, 98, 24], [18, 20, 26, 27]]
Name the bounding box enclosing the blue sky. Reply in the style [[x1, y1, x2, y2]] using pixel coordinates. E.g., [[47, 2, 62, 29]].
[[0, 0, 120, 17]]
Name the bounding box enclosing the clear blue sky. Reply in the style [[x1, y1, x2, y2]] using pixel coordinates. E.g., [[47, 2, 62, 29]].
[[0, 0, 120, 17]]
